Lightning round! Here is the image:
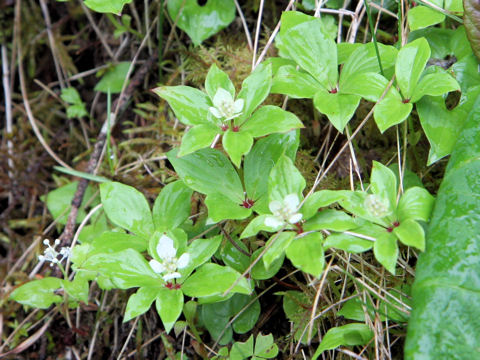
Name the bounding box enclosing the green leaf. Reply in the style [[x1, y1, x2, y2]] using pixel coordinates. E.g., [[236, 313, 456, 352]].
[[263, 232, 295, 269], [251, 247, 285, 280], [405, 96, 480, 359], [394, 219, 425, 251], [100, 182, 154, 239], [244, 131, 299, 214], [153, 86, 212, 126], [205, 193, 251, 222], [408, 6, 445, 31], [254, 333, 279, 358], [301, 190, 344, 220], [373, 87, 413, 133], [313, 91, 360, 132], [411, 72, 460, 103], [94, 62, 131, 93], [340, 43, 398, 87], [396, 38, 431, 99], [242, 105, 304, 138], [281, 17, 338, 89], [167, 0, 236, 46], [304, 209, 360, 232], [223, 130, 254, 167], [269, 155, 306, 203], [312, 323, 374, 358], [10, 277, 63, 309], [205, 64, 235, 99], [240, 215, 277, 238], [236, 63, 272, 122], [417, 87, 480, 164], [373, 232, 398, 274], [155, 288, 183, 333], [182, 263, 251, 298], [397, 187, 435, 222], [82, 249, 160, 289], [271, 65, 324, 98], [178, 124, 219, 156], [370, 161, 397, 210], [124, 287, 159, 322], [84, 0, 132, 14], [286, 232, 324, 277], [167, 147, 244, 203], [152, 181, 193, 231], [230, 335, 254, 359], [45, 181, 96, 225]]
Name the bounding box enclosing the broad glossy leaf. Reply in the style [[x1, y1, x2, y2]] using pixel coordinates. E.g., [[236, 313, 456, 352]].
[[242, 105, 303, 138], [397, 187, 435, 222], [373, 232, 398, 274], [405, 96, 480, 358], [167, 148, 244, 202], [153, 86, 211, 126], [244, 131, 299, 214], [84, 0, 131, 14], [94, 62, 131, 93], [464, 0, 480, 60], [205, 64, 235, 99], [268, 155, 306, 203], [370, 161, 397, 210], [182, 263, 251, 298], [100, 182, 153, 239], [205, 193, 251, 222], [223, 130, 253, 167], [124, 287, 159, 322], [82, 249, 160, 289], [286, 232, 324, 277], [167, 0, 236, 46], [394, 219, 425, 251], [155, 288, 183, 333], [411, 72, 460, 103], [313, 91, 360, 132], [271, 65, 324, 98], [10, 277, 62, 309], [178, 124, 219, 156], [152, 181, 193, 231], [281, 17, 338, 89], [396, 38, 431, 99], [236, 63, 272, 122], [373, 87, 413, 133], [312, 323, 374, 358], [408, 6, 445, 31]]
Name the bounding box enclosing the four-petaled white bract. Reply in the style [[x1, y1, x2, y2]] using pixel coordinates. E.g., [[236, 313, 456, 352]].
[[149, 234, 190, 281], [265, 193, 303, 228], [209, 88, 244, 121]]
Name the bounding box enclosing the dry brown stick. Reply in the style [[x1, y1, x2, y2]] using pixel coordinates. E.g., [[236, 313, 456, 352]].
[[59, 53, 158, 247]]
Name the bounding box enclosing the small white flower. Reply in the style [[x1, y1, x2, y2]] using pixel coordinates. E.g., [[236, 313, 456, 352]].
[[149, 234, 190, 282], [38, 239, 70, 267], [364, 194, 391, 218], [209, 88, 244, 121], [265, 194, 303, 228]]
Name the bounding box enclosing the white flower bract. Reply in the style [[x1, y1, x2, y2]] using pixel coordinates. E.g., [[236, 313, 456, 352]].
[[265, 193, 303, 228], [209, 88, 244, 121], [149, 234, 190, 282]]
